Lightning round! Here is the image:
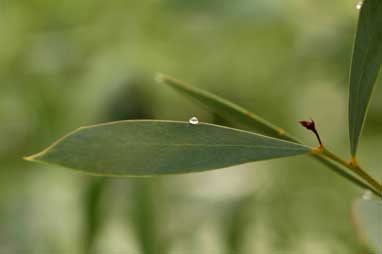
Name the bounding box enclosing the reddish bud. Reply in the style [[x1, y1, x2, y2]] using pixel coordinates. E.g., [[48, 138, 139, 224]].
[[299, 119, 322, 146], [299, 120, 316, 131]]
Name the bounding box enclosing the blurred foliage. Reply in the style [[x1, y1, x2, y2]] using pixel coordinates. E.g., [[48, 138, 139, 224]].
[[0, 0, 380, 253]]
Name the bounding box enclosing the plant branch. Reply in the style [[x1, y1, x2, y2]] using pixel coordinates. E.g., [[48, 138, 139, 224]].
[[280, 133, 381, 196], [280, 129, 381, 196], [159, 74, 382, 196], [321, 148, 382, 196]]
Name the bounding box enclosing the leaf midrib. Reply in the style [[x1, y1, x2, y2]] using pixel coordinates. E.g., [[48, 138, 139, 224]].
[[88, 143, 307, 150]]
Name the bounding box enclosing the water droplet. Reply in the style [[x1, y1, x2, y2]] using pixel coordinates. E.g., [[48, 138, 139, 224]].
[[356, 1, 363, 10], [189, 117, 199, 125], [362, 190, 372, 200]]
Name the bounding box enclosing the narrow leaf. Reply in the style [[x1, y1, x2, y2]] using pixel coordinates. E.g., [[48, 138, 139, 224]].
[[349, 0, 382, 155], [25, 120, 309, 176], [157, 74, 379, 193], [353, 198, 382, 253], [157, 74, 289, 139]]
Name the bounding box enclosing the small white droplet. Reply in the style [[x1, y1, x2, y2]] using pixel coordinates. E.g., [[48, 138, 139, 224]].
[[362, 190, 372, 200], [189, 117, 199, 125], [356, 1, 363, 10]]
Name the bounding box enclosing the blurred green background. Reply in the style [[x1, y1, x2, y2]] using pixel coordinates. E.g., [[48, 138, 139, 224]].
[[1, 0, 381, 253]]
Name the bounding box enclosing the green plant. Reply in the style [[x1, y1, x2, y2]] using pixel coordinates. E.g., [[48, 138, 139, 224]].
[[25, 0, 382, 252]]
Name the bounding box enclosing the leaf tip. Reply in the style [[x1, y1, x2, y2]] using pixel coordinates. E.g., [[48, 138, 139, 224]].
[[155, 73, 168, 84], [23, 150, 46, 163], [155, 73, 185, 89], [23, 154, 38, 162]]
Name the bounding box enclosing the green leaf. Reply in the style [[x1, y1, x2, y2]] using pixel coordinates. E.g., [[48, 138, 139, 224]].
[[157, 74, 290, 139], [353, 198, 382, 253], [349, 0, 382, 156], [24, 120, 309, 176], [157, 74, 379, 193]]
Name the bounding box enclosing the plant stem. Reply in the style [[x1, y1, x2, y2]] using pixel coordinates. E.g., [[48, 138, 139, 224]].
[[247, 119, 381, 196], [275, 133, 381, 196], [321, 148, 382, 196], [159, 75, 382, 196], [312, 155, 380, 196]]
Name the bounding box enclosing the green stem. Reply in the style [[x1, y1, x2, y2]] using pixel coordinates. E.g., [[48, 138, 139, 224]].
[[276, 133, 380, 196], [312, 155, 379, 196], [321, 148, 382, 196], [244, 117, 381, 196], [230, 114, 381, 195], [159, 75, 382, 196]]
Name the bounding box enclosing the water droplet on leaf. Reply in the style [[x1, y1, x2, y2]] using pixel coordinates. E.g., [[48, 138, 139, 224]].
[[189, 117, 199, 125], [356, 1, 363, 10]]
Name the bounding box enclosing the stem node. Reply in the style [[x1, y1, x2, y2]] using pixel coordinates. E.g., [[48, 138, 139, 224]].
[[311, 145, 324, 155], [350, 156, 359, 167]]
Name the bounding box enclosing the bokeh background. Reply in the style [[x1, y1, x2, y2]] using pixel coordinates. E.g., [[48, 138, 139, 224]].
[[1, 0, 381, 253]]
